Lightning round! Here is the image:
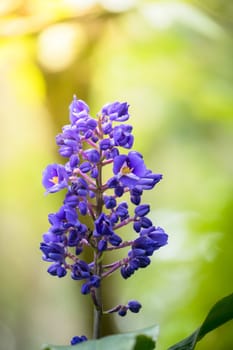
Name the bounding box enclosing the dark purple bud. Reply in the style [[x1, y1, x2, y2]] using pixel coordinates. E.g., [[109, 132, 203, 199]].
[[71, 178, 89, 197], [71, 260, 90, 280], [118, 306, 128, 317], [140, 217, 153, 228], [98, 239, 107, 252], [59, 146, 73, 158], [81, 275, 100, 294], [104, 196, 117, 209], [91, 135, 99, 143], [128, 300, 142, 313], [102, 101, 130, 122], [47, 264, 67, 278], [86, 118, 98, 130], [69, 154, 79, 168], [79, 201, 87, 215], [81, 282, 91, 295], [70, 335, 87, 345], [85, 130, 93, 139], [64, 206, 79, 225], [102, 122, 112, 134], [100, 138, 113, 150], [89, 190, 95, 198], [67, 229, 80, 246], [110, 212, 118, 224], [135, 204, 150, 217], [133, 221, 141, 233], [130, 195, 141, 205], [120, 265, 135, 279], [64, 192, 79, 207], [90, 275, 101, 288], [114, 185, 124, 197], [80, 161, 92, 173], [131, 248, 146, 256], [83, 149, 100, 163], [107, 176, 119, 188], [116, 202, 128, 219], [131, 187, 143, 196], [105, 147, 119, 160], [90, 167, 98, 178], [109, 234, 122, 246], [136, 255, 151, 268]]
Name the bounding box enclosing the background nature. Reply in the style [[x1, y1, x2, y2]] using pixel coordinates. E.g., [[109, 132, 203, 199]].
[[0, 1, 233, 349]]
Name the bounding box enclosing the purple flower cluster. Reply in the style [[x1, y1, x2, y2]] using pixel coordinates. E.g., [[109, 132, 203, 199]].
[[41, 96, 168, 341]]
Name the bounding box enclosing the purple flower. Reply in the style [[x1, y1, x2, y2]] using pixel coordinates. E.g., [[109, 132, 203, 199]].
[[56, 125, 80, 158], [101, 101, 130, 122], [140, 226, 168, 250], [94, 213, 114, 237], [43, 231, 64, 243], [113, 152, 147, 188], [137, 171, 163, 190], [42, 164, 68, 193], [71, 260, 91, 280], [69, 96, 89, 124], [40, 242, 65, 263], [48, 205, 79, 232], [112, 124, 134, 149], [41, 96, 169, 327]]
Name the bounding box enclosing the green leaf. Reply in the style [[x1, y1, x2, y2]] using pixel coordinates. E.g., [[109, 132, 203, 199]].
[[42, 324, 158, 350], [198, 292, 233, 340], [168, 293, 233, 350]]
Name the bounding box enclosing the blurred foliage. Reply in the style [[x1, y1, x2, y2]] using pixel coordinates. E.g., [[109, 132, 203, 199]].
[[0, 1, 232, 350]]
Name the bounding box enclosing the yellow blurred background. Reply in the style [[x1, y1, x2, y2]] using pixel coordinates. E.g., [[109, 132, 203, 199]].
[[0, 1, 233, 349]]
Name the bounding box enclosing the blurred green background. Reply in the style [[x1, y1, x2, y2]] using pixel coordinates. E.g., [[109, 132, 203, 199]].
[[0, 1, 233, 349]]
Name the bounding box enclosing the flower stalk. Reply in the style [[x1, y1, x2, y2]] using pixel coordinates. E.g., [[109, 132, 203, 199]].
[[40, 96, 168, 346], [92, 160, 104, 339]]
